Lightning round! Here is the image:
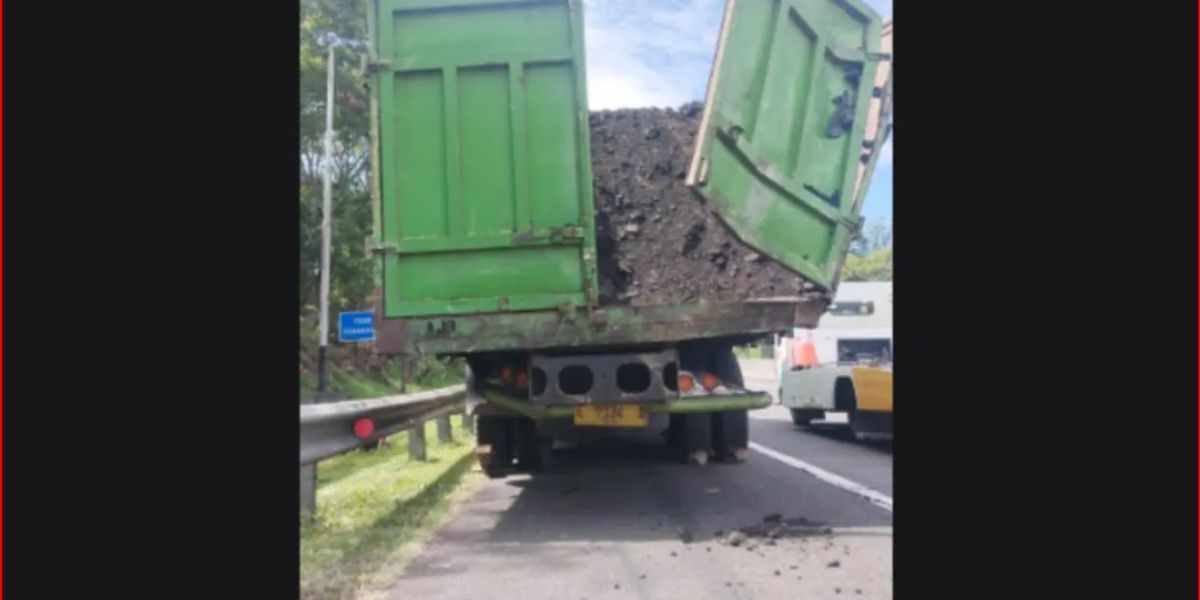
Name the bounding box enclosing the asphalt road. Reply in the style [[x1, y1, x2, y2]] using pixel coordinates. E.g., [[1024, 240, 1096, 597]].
[[380, 359, 893, 600]]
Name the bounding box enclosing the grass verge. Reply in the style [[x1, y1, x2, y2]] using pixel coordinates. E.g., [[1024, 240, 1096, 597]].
[[300, 356, 465, 400], [733, 343, 767, 360], [301, 417, 478, 600]]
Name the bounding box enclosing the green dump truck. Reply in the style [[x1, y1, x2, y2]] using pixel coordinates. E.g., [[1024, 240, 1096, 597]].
[[364, 0, 892, 476]]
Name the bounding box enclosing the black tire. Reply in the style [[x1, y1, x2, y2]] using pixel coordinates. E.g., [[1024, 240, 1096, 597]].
[[712, 410, 749, 462], [675, 342, 749, 463], [669, 413, 712, 463], [477, 416, 513, 479], [515, 418, 553, 472], [790, 409, 813, 426], [708, 346, 749, 462], [833, 377, 861, 440]]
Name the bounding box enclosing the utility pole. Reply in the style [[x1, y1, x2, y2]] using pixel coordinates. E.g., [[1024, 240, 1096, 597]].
[[318, 43, 336, 393]]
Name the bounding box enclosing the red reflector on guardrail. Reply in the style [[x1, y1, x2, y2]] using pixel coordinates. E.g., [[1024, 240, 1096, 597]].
[[353, 418, 375, 439]]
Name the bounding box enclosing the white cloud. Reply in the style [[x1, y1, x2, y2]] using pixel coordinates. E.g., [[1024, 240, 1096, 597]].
[[583, 0, 724, 109], [582, 0, 891, 110], [863, 0, 892, 18]]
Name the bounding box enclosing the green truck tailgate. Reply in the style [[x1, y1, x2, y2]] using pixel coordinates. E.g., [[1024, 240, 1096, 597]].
[[370, 0, 598, 319], [685, 0, 889, 290]]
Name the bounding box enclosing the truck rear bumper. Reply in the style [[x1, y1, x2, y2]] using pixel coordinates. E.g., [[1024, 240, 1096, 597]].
[[477, 385, 772, 421]]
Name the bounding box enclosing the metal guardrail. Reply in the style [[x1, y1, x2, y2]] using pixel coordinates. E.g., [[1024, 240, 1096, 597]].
[[300, 384, 471, 513]]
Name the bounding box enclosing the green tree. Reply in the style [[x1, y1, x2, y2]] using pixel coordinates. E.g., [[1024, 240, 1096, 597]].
[[299, 0, 374, 320], [843, 216, 892, 281], [849, 218, 892, 257], [842, 246, 892, 281]]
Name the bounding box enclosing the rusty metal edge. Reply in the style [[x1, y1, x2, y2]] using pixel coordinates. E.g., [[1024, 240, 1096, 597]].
[[375, 299, 825, 356]]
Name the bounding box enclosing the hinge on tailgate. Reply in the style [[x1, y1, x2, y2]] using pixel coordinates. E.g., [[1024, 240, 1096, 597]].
[[842, 215, 865, 238], [549, 224, 584, 243], [362, 58, 392, 74], [696, 157, 710, 185], [588, 308, 607, 331], [368, 240, 399, 255], [556, 301, 579, 321]]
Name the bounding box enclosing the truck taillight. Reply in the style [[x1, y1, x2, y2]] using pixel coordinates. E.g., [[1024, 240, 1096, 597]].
[[700, 373, 720, 391], [678, 373, 695, 392]]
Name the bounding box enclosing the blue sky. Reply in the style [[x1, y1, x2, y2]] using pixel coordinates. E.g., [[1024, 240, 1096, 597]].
[[582, 0, 892, 225]]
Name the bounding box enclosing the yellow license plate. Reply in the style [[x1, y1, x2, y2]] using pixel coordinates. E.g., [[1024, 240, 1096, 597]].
[[573, 404, 649, 427]]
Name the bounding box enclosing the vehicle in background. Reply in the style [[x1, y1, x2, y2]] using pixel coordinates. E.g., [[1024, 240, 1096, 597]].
[[776, 281, 893, 440]]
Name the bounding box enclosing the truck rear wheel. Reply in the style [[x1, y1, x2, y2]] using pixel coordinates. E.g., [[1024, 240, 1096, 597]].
[[708, 346, 749, 463], [669, 413, 712, 465], [712, 410, 749, 463], [834, 377, 862, 440], [514, 418, 553, 472], [477, 416, 514, 479], [673, 343, 749, 464]]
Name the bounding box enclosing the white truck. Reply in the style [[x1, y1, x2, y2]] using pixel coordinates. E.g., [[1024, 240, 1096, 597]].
[[775, 281, 893, 439]]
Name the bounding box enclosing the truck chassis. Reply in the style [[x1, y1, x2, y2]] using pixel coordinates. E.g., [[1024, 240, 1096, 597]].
[[464, 339, 772, 477]]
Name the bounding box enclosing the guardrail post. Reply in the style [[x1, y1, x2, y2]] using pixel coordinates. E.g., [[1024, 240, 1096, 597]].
[[301, 463, 317, 514], [301, 389, 317, 515], [462, 410, 474, 434], [408, 420, 428, 461], [401, 356, 411, 393], [437, 414, 453, 443]]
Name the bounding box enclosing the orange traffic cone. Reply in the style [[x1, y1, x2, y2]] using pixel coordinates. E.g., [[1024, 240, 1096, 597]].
[[791, 329, 818, 369]]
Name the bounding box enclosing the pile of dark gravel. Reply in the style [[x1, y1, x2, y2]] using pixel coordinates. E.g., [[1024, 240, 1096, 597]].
[[589, 103, 815, 306]]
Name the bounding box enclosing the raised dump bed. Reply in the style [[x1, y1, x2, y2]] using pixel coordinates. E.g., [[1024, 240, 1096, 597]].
[[365, 0, 892, 356]]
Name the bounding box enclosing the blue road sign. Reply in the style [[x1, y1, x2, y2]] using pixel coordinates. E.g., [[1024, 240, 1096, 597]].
[[338, 310, 376, 342]]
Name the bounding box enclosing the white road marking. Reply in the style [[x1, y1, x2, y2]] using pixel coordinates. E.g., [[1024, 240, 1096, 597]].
[[749, 441, 894, 512], [828, 526, 893, 536]]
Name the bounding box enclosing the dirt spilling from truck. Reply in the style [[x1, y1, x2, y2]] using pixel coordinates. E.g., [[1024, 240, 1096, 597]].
[[716, 514, 835, 547], [590, 103, 819, 306]]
